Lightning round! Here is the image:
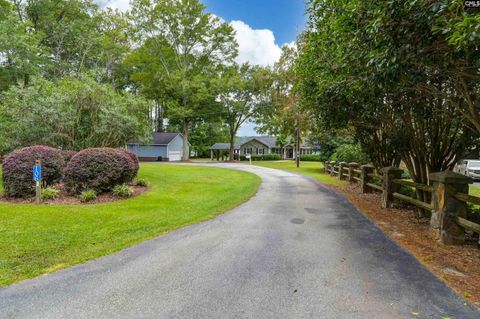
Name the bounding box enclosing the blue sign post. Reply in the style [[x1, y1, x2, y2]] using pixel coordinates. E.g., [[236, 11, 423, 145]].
[[33, 160, 42, 204]]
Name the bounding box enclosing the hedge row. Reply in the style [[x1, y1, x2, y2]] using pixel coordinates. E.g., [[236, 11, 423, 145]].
[[1, 146, 139, 197], [238, 154, 321, 161], [299, 154, 321, 161], [240, 154, 282, 161]]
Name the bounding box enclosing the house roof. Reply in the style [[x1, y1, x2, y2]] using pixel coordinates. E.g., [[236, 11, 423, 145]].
[[152, 132, 181, 145], [128, 132, 182, 145], [237, 136, 277, 148], [210, 136, 319, 150], [238, 136, 316, 148], [210, 143, 240, 150]]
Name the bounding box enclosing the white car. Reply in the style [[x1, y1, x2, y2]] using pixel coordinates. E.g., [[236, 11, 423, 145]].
[[455, 159, 480, 180]]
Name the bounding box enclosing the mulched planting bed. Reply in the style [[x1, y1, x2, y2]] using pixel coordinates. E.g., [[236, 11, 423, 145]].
[[0, 184, 148, 205], [332, 182, 480, 308]]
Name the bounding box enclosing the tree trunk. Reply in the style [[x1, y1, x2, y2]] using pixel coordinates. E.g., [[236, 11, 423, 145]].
[[229, 136, 235, 161], [182, 119, 190, 161]]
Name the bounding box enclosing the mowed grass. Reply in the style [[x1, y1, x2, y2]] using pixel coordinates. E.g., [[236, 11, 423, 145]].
[[251, 160, 346, 186], [0, 163, 260, 287]]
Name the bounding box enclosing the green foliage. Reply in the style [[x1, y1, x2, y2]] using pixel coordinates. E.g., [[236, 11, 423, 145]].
[[79, 189, 97, 202], [240, 154, 281, 161], [299, 154, 321, 162], [216, 63, 267, 158], [253, 154, 281, 161], [135, 178, 148, 187], [41, 187, 60, 200], [0, 77, 150, 154], [297, 0, 479, 184], [113, 184, 134, 198], [188, 121, 230, 158], [329, 144, 369, 164]]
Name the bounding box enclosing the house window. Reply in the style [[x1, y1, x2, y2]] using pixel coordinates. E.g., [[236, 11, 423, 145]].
[[258, 148, 264, 155], [245, 148, 252, 154]]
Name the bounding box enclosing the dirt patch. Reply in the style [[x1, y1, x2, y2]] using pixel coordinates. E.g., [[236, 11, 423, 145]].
[[330, 182, 480, 308], [0, 184, 149, 205]]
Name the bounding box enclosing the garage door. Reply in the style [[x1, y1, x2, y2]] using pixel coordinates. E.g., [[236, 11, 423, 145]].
[[168, 151, 182, 161]]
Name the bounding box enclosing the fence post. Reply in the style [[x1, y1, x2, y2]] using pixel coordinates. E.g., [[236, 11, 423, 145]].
[[348, 163, 359, 183], [360, 164, 375, 193], [429, 171, 472, 245], [338, 162, 347, 180], [381, 167, 403, 208], [323, 161, 328, 174], [330, 161, 337, 176]]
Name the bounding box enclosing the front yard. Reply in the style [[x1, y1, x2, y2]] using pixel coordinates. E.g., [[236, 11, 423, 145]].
[[0, 164, 260, 287]]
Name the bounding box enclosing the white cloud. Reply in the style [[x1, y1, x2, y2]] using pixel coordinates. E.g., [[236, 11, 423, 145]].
[[230, 20, 282, 67], [100, 0, 130, 12]]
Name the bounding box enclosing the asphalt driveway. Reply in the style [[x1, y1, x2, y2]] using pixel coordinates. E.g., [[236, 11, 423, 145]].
[[0, 163, 478, 319]]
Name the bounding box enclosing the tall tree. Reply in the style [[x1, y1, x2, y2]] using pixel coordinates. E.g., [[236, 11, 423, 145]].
[[129, 0, 237, 159], [216, 63, 264, 160]]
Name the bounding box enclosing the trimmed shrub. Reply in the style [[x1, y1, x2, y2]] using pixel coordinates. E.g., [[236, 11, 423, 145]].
[[253, 154, 281, 161], [116, 149, 139, 181], [240, 154, 281, 161], [2, 146, 65, 197], [41, 187, 60, 200], [79, 189, 97, 202], [113, 184, 133, 197], [300, 154, 321, 161], [64, 148, 133, 194], [329, 144, 369, 164], [62, 150, 77, 162]]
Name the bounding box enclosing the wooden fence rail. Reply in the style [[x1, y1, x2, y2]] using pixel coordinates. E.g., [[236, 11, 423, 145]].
[[323, 161, 480, 245]]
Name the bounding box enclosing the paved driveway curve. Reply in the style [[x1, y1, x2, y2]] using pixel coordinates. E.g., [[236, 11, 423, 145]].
[[0, 163, 478, 319]]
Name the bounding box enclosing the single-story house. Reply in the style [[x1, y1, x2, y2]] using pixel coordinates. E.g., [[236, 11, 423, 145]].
[[127, 132, 184, 161], [210, 136, 320, 160]]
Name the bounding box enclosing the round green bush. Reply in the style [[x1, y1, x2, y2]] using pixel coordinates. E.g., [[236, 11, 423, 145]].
[[2, 146, 65, 197], [64, 148, 134, 194]]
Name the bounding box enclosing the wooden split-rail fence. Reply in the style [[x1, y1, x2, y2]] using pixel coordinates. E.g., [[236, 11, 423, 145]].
[[324, 161, 480, 245]]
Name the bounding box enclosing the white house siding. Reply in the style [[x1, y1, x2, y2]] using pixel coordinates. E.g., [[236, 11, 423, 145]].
[[167, 135, 184, 161]]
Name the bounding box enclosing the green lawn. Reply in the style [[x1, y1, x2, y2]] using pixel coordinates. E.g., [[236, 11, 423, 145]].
[[251, 160, 346, 187], [0, 163, 260, 287]]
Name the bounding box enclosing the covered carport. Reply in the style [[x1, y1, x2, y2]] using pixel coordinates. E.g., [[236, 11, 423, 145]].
[[210, 143, 232, 161]]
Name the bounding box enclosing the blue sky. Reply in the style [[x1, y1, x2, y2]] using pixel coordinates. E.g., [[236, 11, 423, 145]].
[[202, 0, 306, 136], [202, 0, 306, 45]]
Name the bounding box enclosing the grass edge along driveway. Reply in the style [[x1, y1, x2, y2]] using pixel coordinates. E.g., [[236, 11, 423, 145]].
[[251, 160, 345, 187], [0, 164, 260, 287]]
